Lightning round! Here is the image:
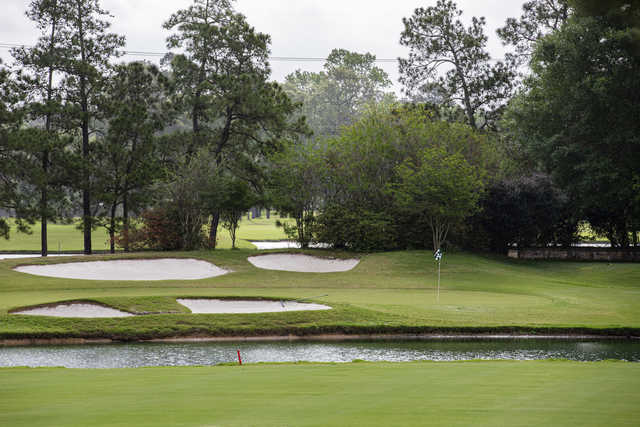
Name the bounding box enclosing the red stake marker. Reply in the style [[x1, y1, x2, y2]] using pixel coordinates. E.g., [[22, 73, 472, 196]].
[[237, 350, 242, 365]]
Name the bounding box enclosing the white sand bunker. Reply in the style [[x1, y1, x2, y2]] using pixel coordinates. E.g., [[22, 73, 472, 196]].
[[247, 254, 359, 273], [13, 258, 228, 281], [177, 298, 331, 314], [12, 302, 133, 318]]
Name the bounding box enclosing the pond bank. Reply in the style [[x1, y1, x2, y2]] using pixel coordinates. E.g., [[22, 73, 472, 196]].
[[3, 332, 639, 347]]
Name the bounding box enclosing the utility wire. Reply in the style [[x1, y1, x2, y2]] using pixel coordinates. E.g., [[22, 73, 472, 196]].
[[0, 42, 400, 62], [0, 42, 505, 62]]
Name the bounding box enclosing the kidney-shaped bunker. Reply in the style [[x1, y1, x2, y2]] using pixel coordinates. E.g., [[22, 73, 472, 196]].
[[13, 258, 228, 281], [247, 254, 359, 273]]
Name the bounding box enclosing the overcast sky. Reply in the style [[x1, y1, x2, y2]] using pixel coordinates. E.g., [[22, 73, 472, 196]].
[[0, 0, 527, 93]]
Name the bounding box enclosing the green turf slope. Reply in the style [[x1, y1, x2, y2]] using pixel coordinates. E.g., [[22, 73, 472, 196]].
[[1, 250, 639, 339]]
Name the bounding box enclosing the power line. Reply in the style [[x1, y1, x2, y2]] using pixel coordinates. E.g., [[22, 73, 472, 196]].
[[0, 42, 505, 63], [0, 42, 401, 62]]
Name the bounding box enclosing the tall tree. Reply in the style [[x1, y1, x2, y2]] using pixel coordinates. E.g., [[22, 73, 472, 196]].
[[497, 0, 570, 66], [506, 10, 640, 246], [284, 49, 392, 138], [56, 0, 125, 254], [94, 62, 172, 253], [393, 147, 483, 251], [11, 0, 73, 256], [399, 0, 515, 130], [0, 60, 30, 240], [164, 0, 306, 248]]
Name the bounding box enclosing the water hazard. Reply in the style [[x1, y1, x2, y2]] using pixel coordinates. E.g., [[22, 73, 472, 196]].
[[1, 339, 639, 368]]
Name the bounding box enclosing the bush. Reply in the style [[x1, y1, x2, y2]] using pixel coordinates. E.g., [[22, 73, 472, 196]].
[[116, 206, 203, 251]]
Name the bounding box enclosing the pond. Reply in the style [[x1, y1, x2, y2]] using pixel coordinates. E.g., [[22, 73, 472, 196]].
[[1, 339, 639, 368]]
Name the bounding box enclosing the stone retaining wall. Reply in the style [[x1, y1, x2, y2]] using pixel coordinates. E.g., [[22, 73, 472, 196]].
[[508, 247, 640, 261]]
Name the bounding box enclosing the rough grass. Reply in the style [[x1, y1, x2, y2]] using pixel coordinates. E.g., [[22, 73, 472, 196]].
[[1, 250, 639, 340], [1, 360, 639, 426]]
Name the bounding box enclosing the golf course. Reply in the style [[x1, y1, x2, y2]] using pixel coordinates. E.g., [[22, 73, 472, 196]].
[[1, 219, 639, 426]]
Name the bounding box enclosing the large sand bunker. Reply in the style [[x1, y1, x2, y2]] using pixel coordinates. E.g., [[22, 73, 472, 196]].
[[247, 254, 359, 273], [12, 302, 133, 318], [177, 298, 331, 313], [13, 258, 228, 281]]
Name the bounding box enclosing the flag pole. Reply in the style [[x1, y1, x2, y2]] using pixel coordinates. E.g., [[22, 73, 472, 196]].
[[434, 248, 443, 303]]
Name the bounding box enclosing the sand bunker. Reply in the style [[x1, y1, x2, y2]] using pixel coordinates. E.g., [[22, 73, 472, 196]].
[[250, 241, 300, 250], [247, 254, 359, 273], [177, 298, 331, 313], [13, 258, 228, 281], [12, 302, 133, 318], [249, 241, 330, 250]]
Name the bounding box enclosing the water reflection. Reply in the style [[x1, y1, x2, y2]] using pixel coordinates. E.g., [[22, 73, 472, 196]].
[[0, 339, 638, 369]]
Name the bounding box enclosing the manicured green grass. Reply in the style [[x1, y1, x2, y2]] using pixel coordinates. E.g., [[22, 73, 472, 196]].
[[1, 250, 639, 339], [1, 361, 638, 426], [0, 215, 290, 252]]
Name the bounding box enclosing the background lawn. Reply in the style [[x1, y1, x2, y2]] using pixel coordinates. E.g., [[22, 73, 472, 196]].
[[0, 215, 291, 252], [1, 361, 638, 426]]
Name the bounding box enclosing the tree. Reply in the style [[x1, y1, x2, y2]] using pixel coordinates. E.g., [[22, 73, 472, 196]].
[[570, 0, 640, 51], [284, 49, 393, 138], [399, 0, 515, 130], [10, 0, 75, 256], [393, 147, 483, 251], [497, 0, 570, 66], [506, 11, 640, 246], [268, 142, 324, 248], [313, 104, 495, 251], [56, 0, 125, 254], [164, 0, 306, 247], [219, 178, 257, 249], [93, 62, 172, 253], [472, 174, 578, 253], [0, 60, 31, 240]]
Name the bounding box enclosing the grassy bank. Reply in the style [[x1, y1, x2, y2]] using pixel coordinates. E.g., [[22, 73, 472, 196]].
[[1, 360, 638, 426], [1, 250, 639, 340]]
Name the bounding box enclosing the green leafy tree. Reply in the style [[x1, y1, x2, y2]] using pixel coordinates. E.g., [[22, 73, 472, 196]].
[[10, 0, 76, 256], [0, 60, 32, 240], [219, 178, 257, 249], [315, 104, 494, 251], [164, 0, 306, 247], [399, 0, 515, 130], [506, 11, 640, 246], [497, 0, 570, 66], [268, 142, 325, 248], [284, 49, 393, 138], [56, 0, 125, 254], [93, 62, 172, 253]]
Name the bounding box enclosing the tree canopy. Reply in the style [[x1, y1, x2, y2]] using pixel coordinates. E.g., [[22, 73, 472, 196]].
[[399, 0, 515, 130]]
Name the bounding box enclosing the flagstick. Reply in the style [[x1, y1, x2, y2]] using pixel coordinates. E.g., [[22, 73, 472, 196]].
[[437, 260, 440, 303]]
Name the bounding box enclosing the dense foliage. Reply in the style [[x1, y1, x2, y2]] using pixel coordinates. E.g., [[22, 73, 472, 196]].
[[0, 0, 637, 253]]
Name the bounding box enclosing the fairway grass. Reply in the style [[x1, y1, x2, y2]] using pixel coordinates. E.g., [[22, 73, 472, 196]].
[[1, 250, 639, 340], [1, 361, 638, 426]]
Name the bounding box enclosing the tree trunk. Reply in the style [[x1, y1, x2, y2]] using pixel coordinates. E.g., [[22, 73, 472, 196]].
[[40, 3, 59, 257], [123, 193, 129, 252], [77, 6, 91, 255], [41, 150, 49, 257], [109, 203, 117, 254], [82, 115, 92, 254], [208, 211, 220, 249]]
